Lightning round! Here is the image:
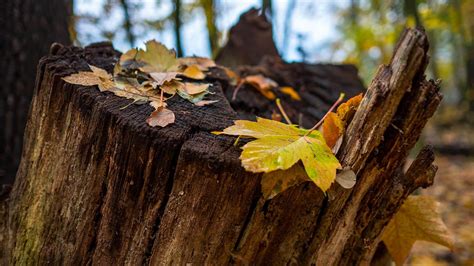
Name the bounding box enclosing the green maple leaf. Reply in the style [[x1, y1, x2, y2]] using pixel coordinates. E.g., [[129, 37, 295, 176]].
[[215, 117, 341, 192]]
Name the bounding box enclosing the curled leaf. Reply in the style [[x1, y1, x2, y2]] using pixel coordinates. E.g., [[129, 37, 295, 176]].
[[146, 107, 175, 127]]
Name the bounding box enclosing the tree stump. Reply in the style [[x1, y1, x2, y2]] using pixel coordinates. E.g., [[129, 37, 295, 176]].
[[2, 28, 441, 265]]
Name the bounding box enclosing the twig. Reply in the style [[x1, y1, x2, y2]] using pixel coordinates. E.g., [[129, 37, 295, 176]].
[[306, 93, 345, 136]]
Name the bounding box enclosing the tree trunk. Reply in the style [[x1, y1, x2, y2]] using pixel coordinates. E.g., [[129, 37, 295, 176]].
[[2, 28, 440, 265], [0, 0, 71, 188]]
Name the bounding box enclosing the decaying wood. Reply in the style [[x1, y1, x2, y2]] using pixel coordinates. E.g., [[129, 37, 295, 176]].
[[2, 28, 441, 265]]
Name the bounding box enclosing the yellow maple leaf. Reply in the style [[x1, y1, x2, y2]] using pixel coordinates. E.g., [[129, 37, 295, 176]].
[[382, 195, 454, 266], [62, 65, 115, 92], [216, 117, 341, 192]]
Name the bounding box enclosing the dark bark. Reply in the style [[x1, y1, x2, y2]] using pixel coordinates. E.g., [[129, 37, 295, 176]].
[[1, 28, 442, 265], [0, 0, 71, 187]]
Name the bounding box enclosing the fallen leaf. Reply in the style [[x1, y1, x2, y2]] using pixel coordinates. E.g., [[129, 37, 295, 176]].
[[149, 72, 179, 86], [261, 164, 308, 199], [241, 74, 277, 100], [181, 65, 206, 80], [382, 195, 454, 266], [62, 65, 115, 92], [337, 93, 363, 123], [146, 107, 175, 127], [280, 86, 301, 101], [194, 100, 219, 106], [217, 117, 341, 192], [178, 56, 216, 70], [321, 112, 344, 148]]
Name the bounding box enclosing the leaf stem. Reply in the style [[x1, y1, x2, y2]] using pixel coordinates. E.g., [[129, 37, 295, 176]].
[[276, 98, 292, 125], [232, 80, 244, 101], [306, 93, 345, 136]]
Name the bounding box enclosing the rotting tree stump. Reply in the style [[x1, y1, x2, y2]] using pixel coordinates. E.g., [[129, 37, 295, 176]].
[[1, 28, 441, 265]]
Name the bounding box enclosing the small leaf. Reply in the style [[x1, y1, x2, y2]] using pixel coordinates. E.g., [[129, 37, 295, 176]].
[[181, 65, 206, 80], [261, 164, 308, 199], [146, 107, 175, 127], [280, 86, 301, 101], [321, 112, 344, 148], [382, 195, 454, 266], [62, 65, 115, 92], [195, 100, 218, 106], [241, 74, 277, 100]]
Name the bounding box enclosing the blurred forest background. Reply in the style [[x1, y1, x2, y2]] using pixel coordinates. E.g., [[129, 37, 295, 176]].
[[1, 0, 473, 264]]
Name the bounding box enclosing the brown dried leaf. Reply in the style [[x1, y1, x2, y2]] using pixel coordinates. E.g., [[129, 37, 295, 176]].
[[62, 65, 115, 92], [382, 195, 454, 266], [242, 74, 277, 100], [146, 107, 175, 127], [178, 56, 216, 71]]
